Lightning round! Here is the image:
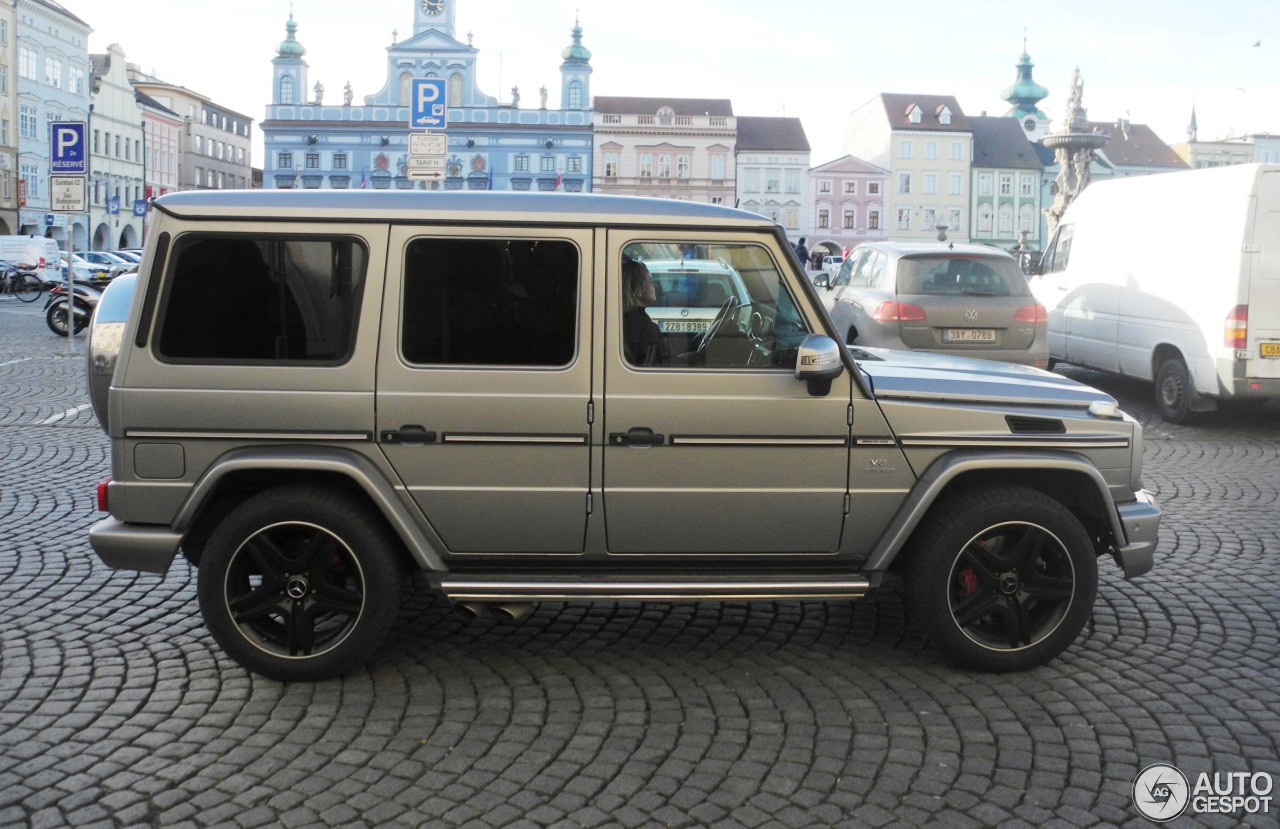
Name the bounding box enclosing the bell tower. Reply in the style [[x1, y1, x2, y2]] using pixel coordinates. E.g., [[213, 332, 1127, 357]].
[[414, 0, 456, 39]]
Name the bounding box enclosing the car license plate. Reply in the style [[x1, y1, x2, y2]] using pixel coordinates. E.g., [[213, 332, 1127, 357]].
[[1261, 342, 1280, 358], [943, 328, 996, 342], [661, 320, 709, 333]]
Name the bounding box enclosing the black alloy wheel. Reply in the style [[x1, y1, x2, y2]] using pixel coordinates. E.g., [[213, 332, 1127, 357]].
[[198, 486, 403, 681], [905, 485, 1097, 672]]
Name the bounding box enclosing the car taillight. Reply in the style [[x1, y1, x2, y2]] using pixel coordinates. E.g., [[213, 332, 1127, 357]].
[[872, 301, 927, 322], [97, 478, 111, 512], [38, 256, 45, 269], [1225, 305, 1248, 349], [1015, 304, 1048, 324]]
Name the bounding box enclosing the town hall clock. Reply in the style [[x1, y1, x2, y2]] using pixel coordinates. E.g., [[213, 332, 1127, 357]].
[[422, 0, 444, 14]]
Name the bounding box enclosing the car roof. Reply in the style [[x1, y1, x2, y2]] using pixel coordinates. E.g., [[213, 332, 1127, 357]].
[[856, 241, 1016, 260], [153, 190, 778, 231]]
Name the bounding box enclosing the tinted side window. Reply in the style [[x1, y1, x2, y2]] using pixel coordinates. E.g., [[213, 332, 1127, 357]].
[[157, 235, 366, 363], [401, 238, 578, 367], [1048, 225, 1074, 273]]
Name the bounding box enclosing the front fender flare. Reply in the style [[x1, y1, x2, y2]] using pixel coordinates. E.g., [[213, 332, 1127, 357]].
[[862, 449, 1125, 573]]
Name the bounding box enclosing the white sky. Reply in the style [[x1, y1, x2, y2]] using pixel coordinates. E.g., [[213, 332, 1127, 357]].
[[80, 0, 1279, 166]]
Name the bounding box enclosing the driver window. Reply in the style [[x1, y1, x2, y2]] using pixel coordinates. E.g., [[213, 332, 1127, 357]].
[[620, 241, 809, 370]]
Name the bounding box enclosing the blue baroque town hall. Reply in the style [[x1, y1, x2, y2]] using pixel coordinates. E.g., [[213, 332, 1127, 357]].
[[263, 0, 594, 192]]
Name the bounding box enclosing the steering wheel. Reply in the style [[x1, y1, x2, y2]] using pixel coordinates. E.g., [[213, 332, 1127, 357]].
[[695, 295, 741, 357]]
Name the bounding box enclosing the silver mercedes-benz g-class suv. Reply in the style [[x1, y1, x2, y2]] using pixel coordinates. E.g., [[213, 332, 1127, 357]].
[[86, 191, 1159, 681]]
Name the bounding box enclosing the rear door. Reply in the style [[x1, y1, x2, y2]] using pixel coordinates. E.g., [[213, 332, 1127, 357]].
[[1247, 169, 1280, 380], [376, 227, 593, 554], [894, 254, 1036, 353]]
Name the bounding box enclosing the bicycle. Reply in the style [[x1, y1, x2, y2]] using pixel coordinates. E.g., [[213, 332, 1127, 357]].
[[1, 263, 42, 302]]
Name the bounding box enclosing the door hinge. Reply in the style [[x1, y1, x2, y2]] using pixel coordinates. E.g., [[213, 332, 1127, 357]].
[[587, 400, 595, 424], [843, 492, 851, 515], [586, 491, 593, 514], [847, 403, 855, 427]]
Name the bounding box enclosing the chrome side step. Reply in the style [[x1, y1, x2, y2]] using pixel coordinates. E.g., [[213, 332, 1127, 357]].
[[440, 575, 874, 602]]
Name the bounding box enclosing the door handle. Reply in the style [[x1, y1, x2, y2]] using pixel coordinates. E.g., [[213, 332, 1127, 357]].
[[609, 427, 665, 446], [380, 425, 437, 445]]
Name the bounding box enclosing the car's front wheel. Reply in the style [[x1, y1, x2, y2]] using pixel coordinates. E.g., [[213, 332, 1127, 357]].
[[904, 485, 1097, 672], [197, 486, 404, 681]]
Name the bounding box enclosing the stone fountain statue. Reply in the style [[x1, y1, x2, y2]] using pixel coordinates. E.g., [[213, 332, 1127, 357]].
[[1041, 68, 1109, 237]]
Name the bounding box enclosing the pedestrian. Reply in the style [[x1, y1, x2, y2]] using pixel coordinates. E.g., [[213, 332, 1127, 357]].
[[793, 236, 809, 265]]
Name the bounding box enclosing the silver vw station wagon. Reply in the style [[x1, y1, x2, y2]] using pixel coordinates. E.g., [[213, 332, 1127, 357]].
[[86, 191, 1159, 680]]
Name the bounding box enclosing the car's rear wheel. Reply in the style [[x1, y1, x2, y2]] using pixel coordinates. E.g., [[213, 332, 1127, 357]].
[[197, 485, 403, 681], [904, 485, 1097, 672], [1155, 356, 1196, 424]]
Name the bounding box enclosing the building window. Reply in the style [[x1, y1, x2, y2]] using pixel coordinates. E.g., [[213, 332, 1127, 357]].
[[948, 208, 962, 232], [568, 81, 583, 109], [18, 47, 35, 80], [898, 140, 912, 159], [333, 153, 348, 170], [279, 75, 295, 104], [843, 210, 855, 229], [514, 155, 529, 172], [658, 154, 671, 178], [306, 153, 320, 169], [19, 105, 36, 140], [45, 57, 62, 88], [950, 142, 963, 161], [923, 208, 938, 231], [711, 155, 725, 180], [819, 180, 831, 194], [677, 154, 690, 179], [278, 152, 293, 169], [567, 156, 582, 174], [868, 209, 880, 231], [898, 172, 911, 194], [604, 153, 617, 177], [540, 156, 556, 173], [639, 154, 652, 178], [744, 168, 759, 191], [1020, 175, 1035, 197], [784, 207, 799, 230], [938, 107, 952, 125], [817, 209, 829, 228], [765, 168, 780, 193], [924, 141, 937, 160], [448, 73, 463, 107], [897, 208, 911, 230], [999, 174, 1013, 196], [843, 181, 857, 194], [923, 173, 937, 195], [978, 174, 993, 196], [1019, 203, 1035, 232], [998, 203, 1014, 234], [785, 169, 799, 193], [949, 173, 963, 196], [867, 182, 880, 195]]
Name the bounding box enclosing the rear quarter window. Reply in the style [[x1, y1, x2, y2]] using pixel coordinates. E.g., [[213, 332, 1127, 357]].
[[155, 235, 366, 364]]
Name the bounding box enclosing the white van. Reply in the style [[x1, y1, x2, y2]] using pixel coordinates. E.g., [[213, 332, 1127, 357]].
[[1030, 163, 1280, 423], [0, 235, 62, 284]]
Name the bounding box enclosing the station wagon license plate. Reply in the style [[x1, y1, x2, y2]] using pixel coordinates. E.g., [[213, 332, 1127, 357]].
[[943, 328, 996, 342], [661, 320, 709, 333], [1262, 342, 1280, 358]]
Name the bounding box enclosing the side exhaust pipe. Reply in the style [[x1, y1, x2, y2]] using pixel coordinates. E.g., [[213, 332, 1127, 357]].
[[492, 602, 536, 622], [454, 601, 491, 618]]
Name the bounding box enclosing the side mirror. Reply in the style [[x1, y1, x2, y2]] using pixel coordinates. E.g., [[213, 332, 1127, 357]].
[[795, 334, 844, 396], [812, 273, 830, 289]]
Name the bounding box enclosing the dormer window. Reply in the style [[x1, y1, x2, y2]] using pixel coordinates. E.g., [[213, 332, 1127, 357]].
[[906, 105, 922, 124], [937, 105, 952, 125]]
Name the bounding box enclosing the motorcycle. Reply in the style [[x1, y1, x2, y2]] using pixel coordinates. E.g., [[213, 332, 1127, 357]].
[[44, 281, 102, 337]]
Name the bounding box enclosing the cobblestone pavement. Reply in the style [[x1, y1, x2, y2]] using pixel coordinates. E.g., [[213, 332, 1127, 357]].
[[1, 296, 1278, 828]]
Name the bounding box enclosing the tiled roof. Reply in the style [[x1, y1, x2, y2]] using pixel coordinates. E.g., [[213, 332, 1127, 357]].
[[879, 93, 972, 132], [736, 116, 810, 152], [593, 97, 734, 117], [1087, 121, 1188, 169], [970, 116, 1043, 170]]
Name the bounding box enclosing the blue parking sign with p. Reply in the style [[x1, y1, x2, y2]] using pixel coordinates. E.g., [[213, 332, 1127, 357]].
[[410, 78, 447, 129], [51, 122, 87, 175]]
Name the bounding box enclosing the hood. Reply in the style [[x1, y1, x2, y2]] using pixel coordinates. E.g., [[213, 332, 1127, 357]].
[[850, 346, 1116, 409]]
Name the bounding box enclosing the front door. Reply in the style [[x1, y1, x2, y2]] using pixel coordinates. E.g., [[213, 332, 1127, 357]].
[[376, 227, 592, 553], [602, 233, 851, 555]]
